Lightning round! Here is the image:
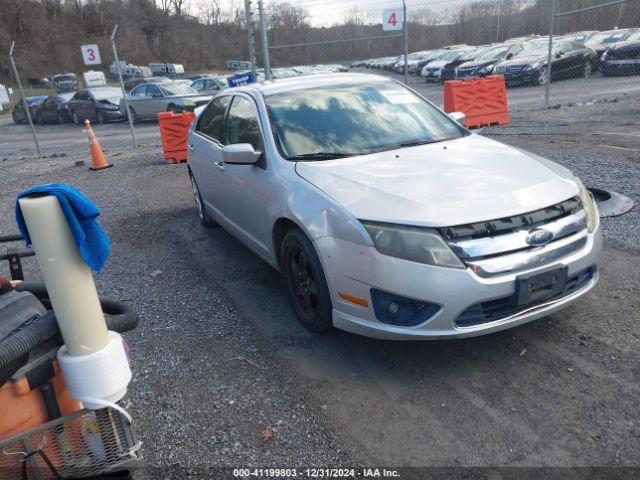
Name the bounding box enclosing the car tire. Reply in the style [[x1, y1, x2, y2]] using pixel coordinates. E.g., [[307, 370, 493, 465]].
[[71, 111, 81, 125], [534, 66, 549, 86], [167, 103, 181, 114], [12, 113, 20, 124], [57, 111, 68, 124], [583, 61, 592, 78], [96, 111, 106, 124], [128, 106, 138, 124], [189, 171, 215, 228], [281, 228, 333, 333]]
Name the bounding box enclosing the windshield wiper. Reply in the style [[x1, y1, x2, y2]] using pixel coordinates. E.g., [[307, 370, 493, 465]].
[[399, 138, 441, 148], [288, 152, 360, 161]]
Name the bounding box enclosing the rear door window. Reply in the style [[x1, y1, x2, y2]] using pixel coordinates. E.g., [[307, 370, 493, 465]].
[[196, 96, 231, 142]]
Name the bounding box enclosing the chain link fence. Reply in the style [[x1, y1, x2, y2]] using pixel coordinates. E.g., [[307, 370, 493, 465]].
[[2, 0, 640, 160]]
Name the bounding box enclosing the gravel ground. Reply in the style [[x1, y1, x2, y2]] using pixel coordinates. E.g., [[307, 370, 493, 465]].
[[0, 94, 638, 478]]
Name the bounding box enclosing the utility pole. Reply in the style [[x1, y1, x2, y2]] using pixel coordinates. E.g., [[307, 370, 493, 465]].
[[258, 0, 270, 80], [244, 0, 258, 78]]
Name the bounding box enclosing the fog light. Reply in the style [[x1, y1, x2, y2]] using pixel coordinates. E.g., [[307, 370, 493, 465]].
[[371, 289, 440, 327]]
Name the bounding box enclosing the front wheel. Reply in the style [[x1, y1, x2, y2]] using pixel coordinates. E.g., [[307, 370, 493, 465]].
[[128, 106, 138, 124], [583, 61, 593, 78], [96, 110, 106, 124], [534, 66, 549, 86], [281, 229, 333, 333], [71, 111, 81, 125]]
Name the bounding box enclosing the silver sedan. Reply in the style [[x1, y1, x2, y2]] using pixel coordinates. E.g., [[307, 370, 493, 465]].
[[187, 73, 600, 339], [121, 82, 212, 122]]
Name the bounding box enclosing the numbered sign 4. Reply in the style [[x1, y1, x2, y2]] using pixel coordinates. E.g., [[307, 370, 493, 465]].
[[81, 44, 102, 65], [382, 7, 403, 31]]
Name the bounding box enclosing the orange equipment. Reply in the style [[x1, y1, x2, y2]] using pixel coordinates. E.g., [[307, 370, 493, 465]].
[[158, 111, 196, 164], [84, 120, 113, 171], [0, 362, 82, 440], [443, 75, 510, 129]]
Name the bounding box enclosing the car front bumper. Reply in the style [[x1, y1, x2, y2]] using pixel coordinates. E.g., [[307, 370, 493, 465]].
[[315, 224, 602, 340], [101, 109, 125, 121], [499, 69, 539, 85]]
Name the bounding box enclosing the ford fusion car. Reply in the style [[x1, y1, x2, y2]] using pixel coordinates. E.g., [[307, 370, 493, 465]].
[[187, 73, 601, 340]]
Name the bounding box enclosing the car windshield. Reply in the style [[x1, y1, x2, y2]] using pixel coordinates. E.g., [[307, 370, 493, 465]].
[[160, 83, 198, 96], [474, 46, 509, 61], [589, 31, 628, 44], [265, 81, 464, 160], [626, 31, 640, 42], [438, 50, 463, 61]]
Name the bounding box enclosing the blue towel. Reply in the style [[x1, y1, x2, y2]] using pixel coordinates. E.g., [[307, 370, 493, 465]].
[[15, 184, 110, 272]]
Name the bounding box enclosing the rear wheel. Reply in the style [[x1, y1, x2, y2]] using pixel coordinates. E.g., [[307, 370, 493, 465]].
[[281, 228, 333, 333], [190, 172, 215, 227], [96, 110, 106, 124]]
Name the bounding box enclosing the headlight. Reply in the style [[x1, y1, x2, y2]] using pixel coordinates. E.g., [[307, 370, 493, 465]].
[[480, 64, 494, 73], [576, 179, 598, 233], [361, 221, 465, 269], [182, 99, 196, 106], [601, 51, 608, 60]]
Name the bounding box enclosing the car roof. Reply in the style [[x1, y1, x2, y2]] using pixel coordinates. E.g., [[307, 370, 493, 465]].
[[232, 73, 394, 97]]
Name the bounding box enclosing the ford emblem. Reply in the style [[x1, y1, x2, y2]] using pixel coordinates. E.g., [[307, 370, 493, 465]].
[[526, 228, 554, 246]]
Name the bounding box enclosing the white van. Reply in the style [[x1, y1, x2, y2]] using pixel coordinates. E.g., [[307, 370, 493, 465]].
[[148, 63, 185, 77], [83, 70, 106, 87]]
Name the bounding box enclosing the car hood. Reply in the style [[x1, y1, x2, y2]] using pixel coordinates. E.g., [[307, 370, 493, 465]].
[[424, 60, 448, 69], [607, 39, 640, 51], [499, 55, 545, 67], [458, 60, 494, 69], [294, 134, 579, 227]]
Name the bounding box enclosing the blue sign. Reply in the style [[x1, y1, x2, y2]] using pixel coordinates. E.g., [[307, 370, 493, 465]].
[[227, 71, 255, 88]]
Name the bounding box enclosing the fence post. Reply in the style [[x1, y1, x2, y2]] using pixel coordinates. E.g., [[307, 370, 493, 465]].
[[110, 25, 137, 148], [9, 41, 41, 156], [244, 0, 258, 78], [544, 0, 556, 108], [403, 0, 409, 85], [258, 0, 271, 80]]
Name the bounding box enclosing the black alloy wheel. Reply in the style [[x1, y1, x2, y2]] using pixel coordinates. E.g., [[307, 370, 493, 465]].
[[281, 229, 333, 332]]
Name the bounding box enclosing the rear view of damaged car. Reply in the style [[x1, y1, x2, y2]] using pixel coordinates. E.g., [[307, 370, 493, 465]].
[[187, 73, 601, 340]]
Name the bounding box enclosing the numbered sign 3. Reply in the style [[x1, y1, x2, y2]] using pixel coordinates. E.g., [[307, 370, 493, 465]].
[[81, 44, 102, 65], [382, 7, 403, 31]]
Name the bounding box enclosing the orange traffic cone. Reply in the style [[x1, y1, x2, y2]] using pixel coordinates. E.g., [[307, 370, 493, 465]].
[[84, 120, 112, 171]]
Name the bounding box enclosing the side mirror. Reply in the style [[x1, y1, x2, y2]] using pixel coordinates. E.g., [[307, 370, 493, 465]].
[[449, 111, 466, 126], [223, 143, 262, 165], [506, 53, 514, 60]]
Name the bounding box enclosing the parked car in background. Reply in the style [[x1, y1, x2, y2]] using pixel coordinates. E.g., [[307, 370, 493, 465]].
[[27, 77, 51, 88], [456, 42, 525, 79], [495, 39, 596, 86], [149, 63, 185, 77], [11, 96, 47, 124], [190, 76, 228, 94], [122, 81, 212, 122], [558, 31, 597, 44], [187, 73, 601, 339], [68, 87, 124, 124], [124, 76, 171, 92], [33, 92, 76, 124], [586, 28, 638, 65], [421, 49, 474, 82], [51, 73, 79, 92], [601, 31, 640, 76], [109, 61, 151, 79]]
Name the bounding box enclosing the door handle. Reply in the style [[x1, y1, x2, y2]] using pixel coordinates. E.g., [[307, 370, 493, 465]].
[[214, 161, 225, 171]]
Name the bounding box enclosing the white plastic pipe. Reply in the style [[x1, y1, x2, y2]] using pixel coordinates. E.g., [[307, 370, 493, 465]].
[[18, 195, 109, 355]]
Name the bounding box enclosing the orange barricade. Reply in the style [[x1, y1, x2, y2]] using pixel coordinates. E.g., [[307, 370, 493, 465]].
[[158, 111, 196, 164], [443, 75, 509, 129]]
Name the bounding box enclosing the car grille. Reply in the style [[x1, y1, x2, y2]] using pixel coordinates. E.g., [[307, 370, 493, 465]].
[[457, 68, 476, 77], [455, 267, 595, 328], [440, 197, 589, 277], [506, 66, 525, 74]]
